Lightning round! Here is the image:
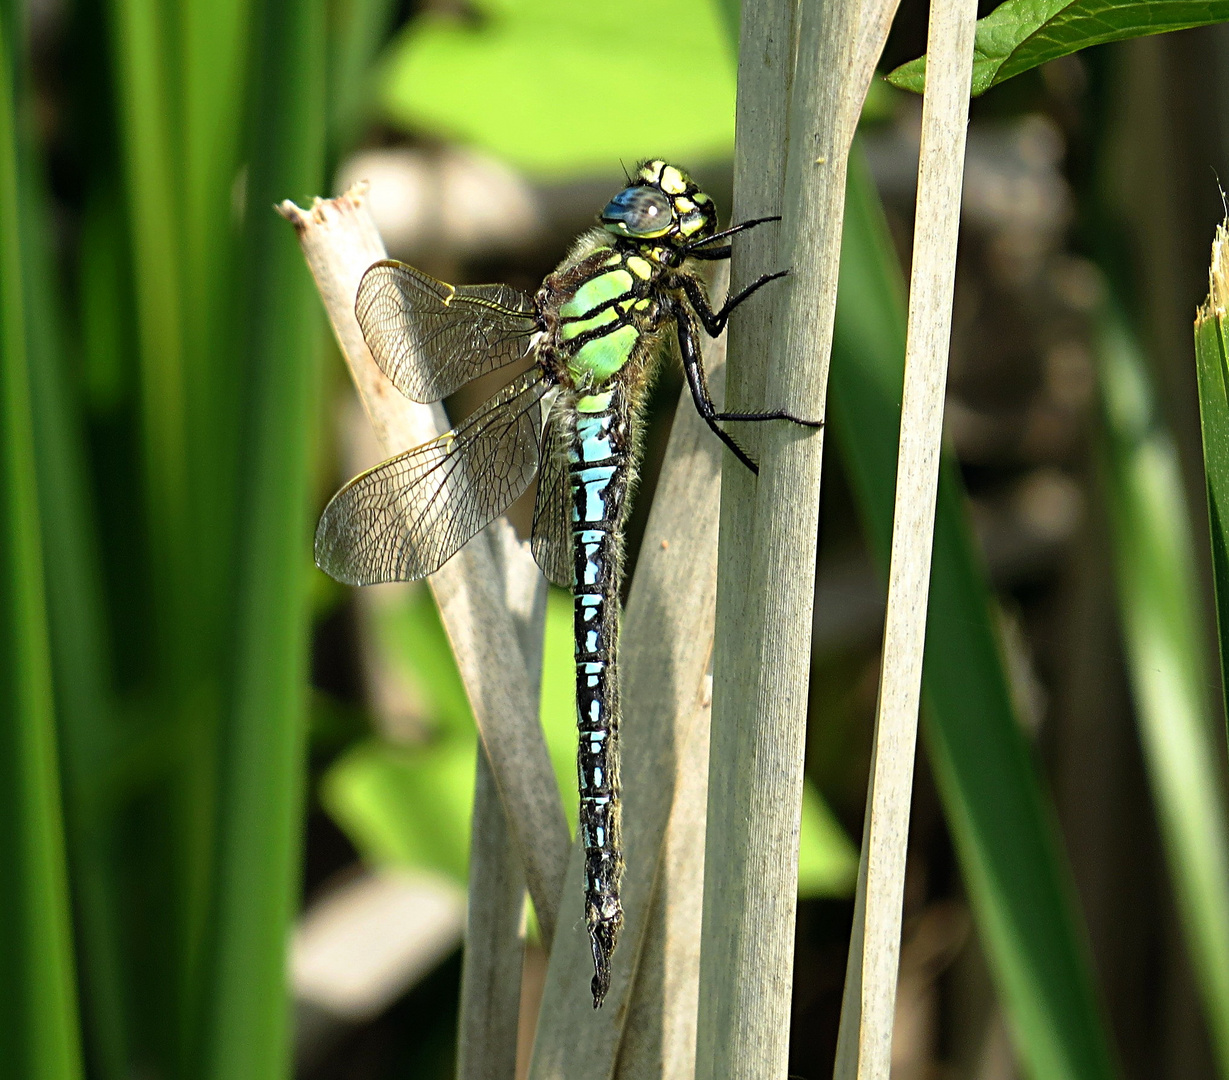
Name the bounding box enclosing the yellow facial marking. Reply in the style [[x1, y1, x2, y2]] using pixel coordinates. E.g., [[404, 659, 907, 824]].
[[679, 212, 705, 236], [626, 255, 653, 280], [640, 160, 665, 184], [675, 196, 695, 213], [693, 192, 711, 205], [660, 166, 686, 195]]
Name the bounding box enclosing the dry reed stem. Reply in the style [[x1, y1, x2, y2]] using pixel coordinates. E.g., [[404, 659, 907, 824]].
[[832, 2, 977, 1076], [696, 2, 899, 1077], [456, 523, 547, 1080]]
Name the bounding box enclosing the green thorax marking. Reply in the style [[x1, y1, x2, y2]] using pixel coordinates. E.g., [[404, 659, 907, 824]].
[[560, 306, 619, 341], [560, 268, 634, 320], [576, 390, 615, 413], [569, 324, 639, 384]]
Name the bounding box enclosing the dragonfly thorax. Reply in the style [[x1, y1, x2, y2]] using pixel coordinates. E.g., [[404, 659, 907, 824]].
[[534, 233, 672, 393]]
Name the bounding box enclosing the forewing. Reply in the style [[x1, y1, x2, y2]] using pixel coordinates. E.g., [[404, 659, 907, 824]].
[[316, 370, 550, 584], [356, 260, 538, 403], [531, 395, 574, 588]]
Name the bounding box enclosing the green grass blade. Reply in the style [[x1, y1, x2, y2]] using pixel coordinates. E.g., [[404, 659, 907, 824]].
[[105, 2, 213, 1056], [1196, 225, 1229, 737], [107, 0, 192, 654], [179, 0, 252, 661], [830, 146, 1119, 1080], [888, 0, 1229, 96], [0, 19, 84, 1078], [22, 131, 132, 1080], [1101, 297, 1229, 1074], [197, 0, 325, 1071], [329, 0, 400, 146]]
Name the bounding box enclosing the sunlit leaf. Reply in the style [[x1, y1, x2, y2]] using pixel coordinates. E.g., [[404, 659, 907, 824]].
[[1104, 296, 1229, 1075], [888, 0, 1229, 96], [379, 0, 736, 176], [322, 738, 477, 883], [797, 780, 858, 899]]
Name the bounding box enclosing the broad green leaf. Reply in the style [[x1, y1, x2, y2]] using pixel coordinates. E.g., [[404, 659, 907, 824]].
[[379, 0, 736, 176], [831, 147, 1118, 1080], [1103, 295, 1229, 1075], [888, 0, 1229, 96], [797, 780, 858, 899], [321, 738, 478, 883]]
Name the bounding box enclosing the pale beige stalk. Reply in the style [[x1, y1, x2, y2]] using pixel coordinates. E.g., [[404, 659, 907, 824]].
[[695, 2, 899, 1078], [832, 2, 978, 1077], [456, 522, 546, 1080]]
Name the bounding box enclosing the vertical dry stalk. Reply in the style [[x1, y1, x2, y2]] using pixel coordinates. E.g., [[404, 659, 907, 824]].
[[832, 2, 977, 1077], [278, 189, 568, 953], [695, 2, 898, 1077], [457, 523, 546, 1080]]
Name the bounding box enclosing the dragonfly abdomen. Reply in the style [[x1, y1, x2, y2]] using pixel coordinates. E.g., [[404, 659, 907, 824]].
[[569, 386, 632, 1008]]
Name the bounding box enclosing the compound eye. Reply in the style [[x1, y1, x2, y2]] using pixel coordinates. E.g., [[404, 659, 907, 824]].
[[600, 186, 673, 238]]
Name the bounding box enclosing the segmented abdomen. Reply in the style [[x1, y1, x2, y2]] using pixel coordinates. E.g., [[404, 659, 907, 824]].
[[569, 385, 631, 1008]]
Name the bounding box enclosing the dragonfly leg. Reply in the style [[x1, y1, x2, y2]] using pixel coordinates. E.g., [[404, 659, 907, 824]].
[[678, 269, 789, 337], [676, 298, 825, 463], [676, 312, 760, 475], [683, 215, 781, 255]]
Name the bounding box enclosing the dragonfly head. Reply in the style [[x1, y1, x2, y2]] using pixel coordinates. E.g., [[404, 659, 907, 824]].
[[599, 160, 717, 255]]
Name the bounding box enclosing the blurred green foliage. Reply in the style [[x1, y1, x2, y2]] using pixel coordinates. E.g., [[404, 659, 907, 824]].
[[379, 0, 737, 175], [889, 0, 1229, 96]]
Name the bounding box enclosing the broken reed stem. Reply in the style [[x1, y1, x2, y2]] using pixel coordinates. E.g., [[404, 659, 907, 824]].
[[832, 1, 977, 1076], [278, 190, 569, 946]]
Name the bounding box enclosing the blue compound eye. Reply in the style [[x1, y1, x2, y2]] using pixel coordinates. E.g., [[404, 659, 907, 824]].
[[600, 186, 673, 238]]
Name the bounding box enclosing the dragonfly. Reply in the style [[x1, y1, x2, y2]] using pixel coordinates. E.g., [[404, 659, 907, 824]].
[[315, 159, 818, 1007]]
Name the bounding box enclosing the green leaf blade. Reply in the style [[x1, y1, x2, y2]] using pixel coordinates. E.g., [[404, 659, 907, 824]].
[[196, 0, 327, 1072], [1104, 299, 1229, 1076], [887, 0, 1229, 97], [378, 0, 736, 176], [0, 21, 85, 1080]]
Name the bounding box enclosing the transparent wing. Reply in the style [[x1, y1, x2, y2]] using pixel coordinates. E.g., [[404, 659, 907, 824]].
[[316, 369, 551, 584], [531, 395, 574, 588], [356, 260, 539, 403]]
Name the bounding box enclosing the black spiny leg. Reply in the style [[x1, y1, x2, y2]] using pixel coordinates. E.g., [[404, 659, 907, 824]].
[[676, 274, 826, 435], [676, 312, 761, 476], [683, 214, 781, 255], [679, 270, 786, 339]]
